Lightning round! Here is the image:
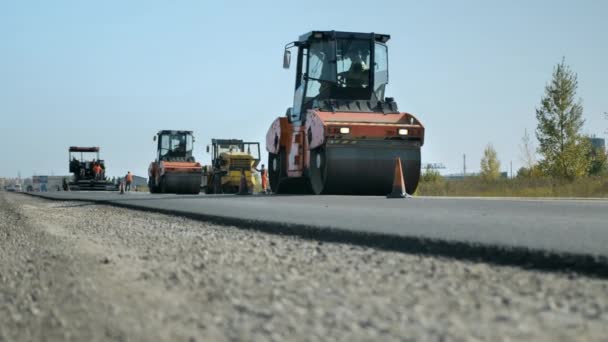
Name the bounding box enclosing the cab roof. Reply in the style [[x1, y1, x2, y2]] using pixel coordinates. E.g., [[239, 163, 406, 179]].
[[157, 130, 193, 135], [69, 146, 99, 152], [298, 31, 390, 43], [212, 138, 244, 145]]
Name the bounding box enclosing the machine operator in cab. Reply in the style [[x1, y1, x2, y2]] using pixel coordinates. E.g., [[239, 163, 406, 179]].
[[345, 49, 370, 88]]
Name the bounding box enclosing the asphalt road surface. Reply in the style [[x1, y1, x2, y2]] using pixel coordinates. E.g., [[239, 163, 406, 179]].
[[28, 191, 608, 262], [2, 192, 607, 341]]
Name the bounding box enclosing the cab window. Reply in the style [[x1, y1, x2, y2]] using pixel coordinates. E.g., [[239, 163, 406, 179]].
[[336, 39, 371, 88], [374, 42, 389, 100]]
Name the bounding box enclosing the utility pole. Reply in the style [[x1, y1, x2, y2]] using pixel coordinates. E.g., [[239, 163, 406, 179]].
[[463, 154, 466, 177], [510, 161, 513, 179]]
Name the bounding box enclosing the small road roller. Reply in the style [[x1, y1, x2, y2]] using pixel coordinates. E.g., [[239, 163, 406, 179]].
[[148, 130, 202, 194]]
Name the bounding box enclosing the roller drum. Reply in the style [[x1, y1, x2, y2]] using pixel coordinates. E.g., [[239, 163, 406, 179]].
[[310, 140, 421, 195], [162, 173, 201, 194]]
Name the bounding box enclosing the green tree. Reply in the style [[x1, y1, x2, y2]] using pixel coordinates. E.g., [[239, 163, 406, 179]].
[[535, 59, 591, 179], [480, 144, 501, 181]]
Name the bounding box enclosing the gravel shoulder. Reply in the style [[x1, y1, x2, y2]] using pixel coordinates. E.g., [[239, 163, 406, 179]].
[[1, 192, 607, 341]]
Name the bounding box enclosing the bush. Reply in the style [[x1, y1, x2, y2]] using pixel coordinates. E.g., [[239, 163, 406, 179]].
[[416, 175, 608, 198], [420, 167, 442, 183], [416, 167, 446, 196]]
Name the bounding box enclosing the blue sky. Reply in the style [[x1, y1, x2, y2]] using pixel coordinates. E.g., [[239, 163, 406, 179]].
[[1, 0, 607, 178]]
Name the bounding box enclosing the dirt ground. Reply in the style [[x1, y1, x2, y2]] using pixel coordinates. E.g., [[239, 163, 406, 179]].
[[1, 192, 607, 341]]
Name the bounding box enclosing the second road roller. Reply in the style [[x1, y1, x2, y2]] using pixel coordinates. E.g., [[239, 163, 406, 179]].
[[266, 30, 425, 195], [148, 130, 202, 194]]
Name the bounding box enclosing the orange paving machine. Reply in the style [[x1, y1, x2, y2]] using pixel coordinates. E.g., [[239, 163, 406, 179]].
[[266, 31, 425, 195]]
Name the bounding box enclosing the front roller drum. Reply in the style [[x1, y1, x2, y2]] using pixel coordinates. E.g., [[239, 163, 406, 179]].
[[160, 173, 202, 194], [309, 143, 421, 195]]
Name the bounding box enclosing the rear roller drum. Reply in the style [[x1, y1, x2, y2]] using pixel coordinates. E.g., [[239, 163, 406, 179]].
[[268, 149, 285, 193], [160, 176, 168, 193], [307, 143, 421, 195], [310, 146, 327, 195], [270, 148, 311, 194], [164, 174, 201, 194]]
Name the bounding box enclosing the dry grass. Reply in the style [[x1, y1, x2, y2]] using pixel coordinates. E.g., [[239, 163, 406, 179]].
[[416, 176, 608, 198]]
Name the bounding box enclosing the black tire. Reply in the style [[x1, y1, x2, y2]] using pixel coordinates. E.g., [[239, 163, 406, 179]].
[[268, 149, 285, 194], [309, 146, 327, 195]]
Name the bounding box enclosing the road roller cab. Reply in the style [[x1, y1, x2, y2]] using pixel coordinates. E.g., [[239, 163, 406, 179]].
[[266, 31, 425, 195], [148, 130, 202, 194]]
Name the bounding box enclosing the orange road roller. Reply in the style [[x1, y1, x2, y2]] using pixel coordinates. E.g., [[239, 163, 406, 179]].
[[266, 31, 425, 195], [148, 130, 202, 194]]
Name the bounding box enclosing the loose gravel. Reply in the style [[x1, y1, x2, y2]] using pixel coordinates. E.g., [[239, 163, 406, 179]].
[[1, 192, 607, 341]]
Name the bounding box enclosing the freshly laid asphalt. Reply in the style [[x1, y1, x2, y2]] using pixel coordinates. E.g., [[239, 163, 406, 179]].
[[24, 191, 608, 268]]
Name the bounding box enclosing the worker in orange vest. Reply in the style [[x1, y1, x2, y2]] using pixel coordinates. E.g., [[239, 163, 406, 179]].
[[93, 163, 102, 181], [257, 164, 268, 194], [125, 171, 133, 191]]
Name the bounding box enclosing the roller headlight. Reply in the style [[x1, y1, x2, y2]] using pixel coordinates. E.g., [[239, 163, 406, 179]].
[[339, 127, 350, 134], [398, 128, 409, 136]]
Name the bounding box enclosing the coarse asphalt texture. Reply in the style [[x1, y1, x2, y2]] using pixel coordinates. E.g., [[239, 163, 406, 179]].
[[1, 192, 608, 341], [25, 191, 608, 276]]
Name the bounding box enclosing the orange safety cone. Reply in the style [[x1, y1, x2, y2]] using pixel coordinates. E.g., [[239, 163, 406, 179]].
[[237, 170, 250, 195], [387, 157, 411, 199]]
